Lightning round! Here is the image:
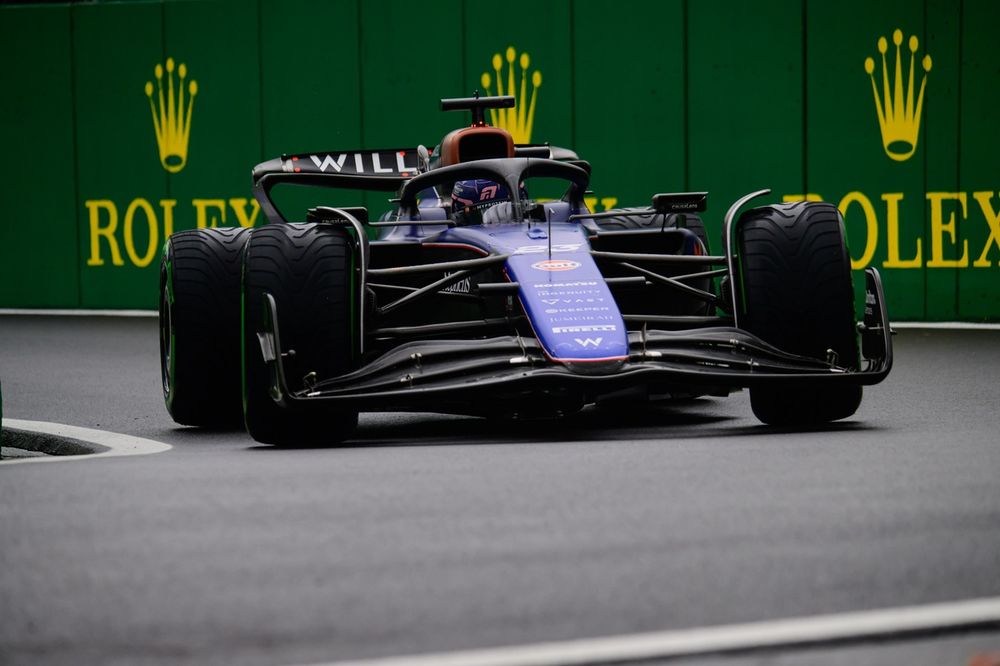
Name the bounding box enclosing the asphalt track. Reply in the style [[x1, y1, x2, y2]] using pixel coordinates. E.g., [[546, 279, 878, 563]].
[[1, 315, 998, 666]]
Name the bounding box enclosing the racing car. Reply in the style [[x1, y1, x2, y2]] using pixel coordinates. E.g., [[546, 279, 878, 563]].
[[159, 95, 892, 445]]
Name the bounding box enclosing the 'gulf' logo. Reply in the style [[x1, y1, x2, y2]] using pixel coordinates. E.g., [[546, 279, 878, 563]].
[[531, 259, 581, 271]]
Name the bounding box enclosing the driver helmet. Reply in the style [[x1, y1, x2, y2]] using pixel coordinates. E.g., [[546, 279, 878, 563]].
[[451, 179, 510, 224]]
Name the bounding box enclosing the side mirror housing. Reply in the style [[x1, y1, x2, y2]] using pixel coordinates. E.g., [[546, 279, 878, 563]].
[[652, 191, 708, 214]]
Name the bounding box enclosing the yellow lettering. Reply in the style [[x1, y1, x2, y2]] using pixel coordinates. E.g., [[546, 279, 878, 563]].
[[882, 193, 922, 268], [193, 198, 227, 228], [123, 198, 159, 268], [582, 197, 620, 213], [85, 200, 124, 267], [926, 192, 969, 267], [229, 198, 260, 228], [837, 191, 877, 269], [782, 193, 823, 202], [972, 191, 1000, 267], [160, 199, 177, 239]]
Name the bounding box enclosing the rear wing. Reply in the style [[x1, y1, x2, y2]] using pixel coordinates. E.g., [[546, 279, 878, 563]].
[[253, 148, 421, 179], [252, 148, 422, 224], [251, 145, 582, 225]]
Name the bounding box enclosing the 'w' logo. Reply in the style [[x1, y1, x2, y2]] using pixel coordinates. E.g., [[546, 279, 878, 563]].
[[310, 154, 347, 173], [575, 337, 603, 347]]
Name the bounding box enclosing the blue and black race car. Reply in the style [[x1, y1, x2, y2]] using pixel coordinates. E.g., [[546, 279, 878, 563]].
[[159, 95, 892, 445]]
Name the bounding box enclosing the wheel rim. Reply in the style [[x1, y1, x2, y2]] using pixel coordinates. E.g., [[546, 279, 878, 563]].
[[159, 282, 172, 398]]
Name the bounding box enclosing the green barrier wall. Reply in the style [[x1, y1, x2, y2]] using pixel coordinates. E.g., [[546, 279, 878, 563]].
[[1, 0, 997, 319]]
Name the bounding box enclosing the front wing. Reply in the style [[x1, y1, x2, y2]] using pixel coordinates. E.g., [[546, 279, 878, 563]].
[[255, 269, 893, 415]]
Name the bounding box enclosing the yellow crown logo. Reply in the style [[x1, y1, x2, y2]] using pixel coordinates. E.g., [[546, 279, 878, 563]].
[[480, 46, 542, 143], [863, 29, 932, 162], [144, 58, 197, 173]]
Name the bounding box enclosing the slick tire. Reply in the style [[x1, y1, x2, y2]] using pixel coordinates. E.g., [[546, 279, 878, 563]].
[[241, 223, 358, 446], [737, 201, 862, 425], [160, 226, 250, 427], [597, 208, 710, 253]]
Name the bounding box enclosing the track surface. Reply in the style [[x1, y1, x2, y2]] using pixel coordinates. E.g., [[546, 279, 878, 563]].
[[1, 316, 998, 665]]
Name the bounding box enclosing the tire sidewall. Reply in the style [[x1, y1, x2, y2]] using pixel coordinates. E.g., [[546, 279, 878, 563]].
[[160, 226, 250, 426]]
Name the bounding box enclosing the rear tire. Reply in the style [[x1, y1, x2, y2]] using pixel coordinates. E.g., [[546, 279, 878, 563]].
[[596, 208, 709, 252], [160, 226, 250, 427], [241, 223, 359, 446], [737, 201, 862, 425]]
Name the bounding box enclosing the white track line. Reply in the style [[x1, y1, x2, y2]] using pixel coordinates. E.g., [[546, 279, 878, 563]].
[[303, 596, 1000, 666], [0, 308, 157, 317], [891, 321, 1000, 330], [1, 419, 171, 465]]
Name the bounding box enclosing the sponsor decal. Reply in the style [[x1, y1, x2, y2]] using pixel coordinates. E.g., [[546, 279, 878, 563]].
[[533, 281, 598, 288], [545, 307, 612, 315], [775, 28, 998, 272], [516, 243, 583, 254], [550, 315, 615, 323], [864, 289, 878, 317], [531, 259, 581, 272], [551, 325, 617, 333], [541, 297, 606, 304], [87, 60, 420, 271], [144, 58, 197, 174], [536, 289, 601, 296], [308, 153, 348, 173], [442, 272, 472, 294], [480, 46, 542, 144], [584, 196, 619, 213], [85, 57, 262, 269], [574, 337, 603, 347], [304, 150, 415, 176], [780, 190, 1000, 269], [863, 28, 931, 162]]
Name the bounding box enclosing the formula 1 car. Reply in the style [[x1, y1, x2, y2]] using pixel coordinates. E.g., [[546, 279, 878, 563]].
[[159, 95, 892, 445]]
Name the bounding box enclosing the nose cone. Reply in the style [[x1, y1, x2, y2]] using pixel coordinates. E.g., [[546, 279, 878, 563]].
[[504, 250, 629, 365]]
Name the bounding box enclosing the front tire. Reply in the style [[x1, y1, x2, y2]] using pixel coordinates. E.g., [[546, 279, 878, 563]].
[[737, 201, 862, 425], [160, 226, 250, 426], [241, 223, 359, 446]]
